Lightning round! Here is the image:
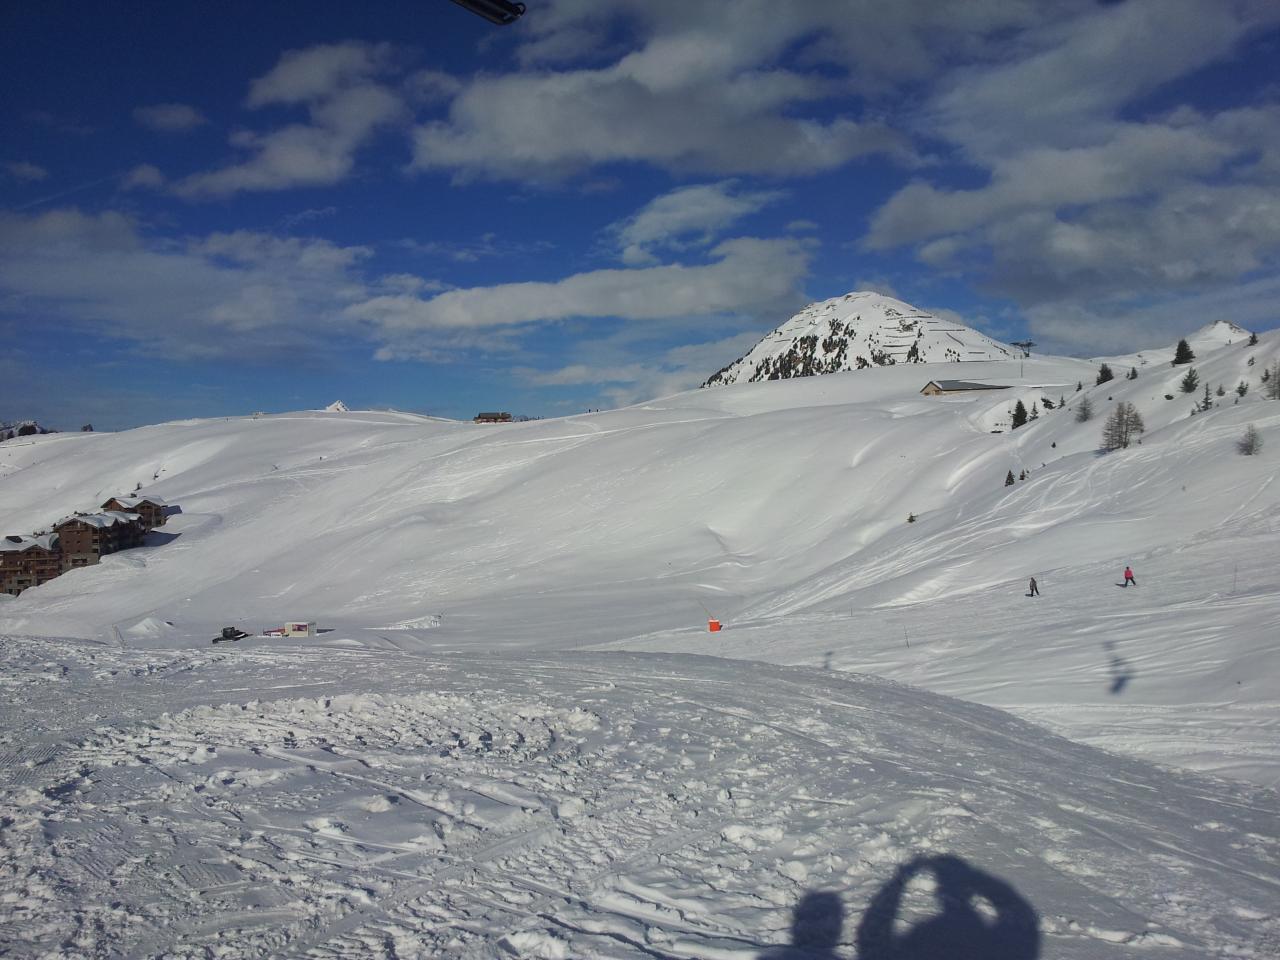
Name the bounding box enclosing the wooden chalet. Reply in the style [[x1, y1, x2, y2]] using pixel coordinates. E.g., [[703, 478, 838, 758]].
[[474, 411, 513, 423], [101, 495, 168, 530], [0, 534, 62, 596], [53, 512, 144, 570]]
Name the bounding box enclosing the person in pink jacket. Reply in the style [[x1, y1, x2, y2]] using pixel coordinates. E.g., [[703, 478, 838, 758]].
[[1123, 566, 1137, 587]]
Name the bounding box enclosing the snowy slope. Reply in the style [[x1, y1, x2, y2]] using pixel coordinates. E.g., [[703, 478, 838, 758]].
[[703, 291, 1017, 386], [1, 638, 1277, 958], [3, 330, 1280, 956], [1095, 319, 1255, 372], [1, 337, 1278, 782]]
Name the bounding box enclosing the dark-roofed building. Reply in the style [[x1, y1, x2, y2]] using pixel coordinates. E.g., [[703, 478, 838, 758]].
[[101, 495, 168, 530], [920, 380, 1012, 396], [474, 411, 513, 423], [0, 534, 62, 596]]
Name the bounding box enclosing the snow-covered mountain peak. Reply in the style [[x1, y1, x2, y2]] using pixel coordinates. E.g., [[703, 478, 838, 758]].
[[703, 291, 1015, 387], [1187, 318, 1251, 348]]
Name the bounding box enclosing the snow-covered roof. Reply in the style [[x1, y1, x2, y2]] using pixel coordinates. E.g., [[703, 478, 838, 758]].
[[102, 495, 168, 508], [55, 512, 139, 529], [923, 380, 1011, 391], [101, 510, 142, 523], [0, 533, 59, 553]]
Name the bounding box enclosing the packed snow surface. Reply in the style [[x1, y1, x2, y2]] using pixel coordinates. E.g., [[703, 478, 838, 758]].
[[2, 640, 1277, 958], [2, 332, 1279, 957]]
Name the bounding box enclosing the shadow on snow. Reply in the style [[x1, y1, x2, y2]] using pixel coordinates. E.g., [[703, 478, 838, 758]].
[[757, 854, 1040, 959]]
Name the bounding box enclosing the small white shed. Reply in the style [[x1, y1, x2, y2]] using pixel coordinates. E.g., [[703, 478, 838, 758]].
[[282, 620, 316, 638]]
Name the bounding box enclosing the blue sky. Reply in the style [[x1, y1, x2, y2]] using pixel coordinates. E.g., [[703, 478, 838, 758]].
[[3, 0, 1279, 429]]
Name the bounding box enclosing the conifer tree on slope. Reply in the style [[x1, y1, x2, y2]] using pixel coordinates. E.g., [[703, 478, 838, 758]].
[[1172, 338, 1195, 365], [1075, 394, 1094, 423], [1102, 402, 1145, 451]]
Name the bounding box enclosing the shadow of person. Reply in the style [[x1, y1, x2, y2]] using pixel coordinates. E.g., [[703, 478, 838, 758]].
[[855, 854, 1039, 959], [758, 890, 845, 959]]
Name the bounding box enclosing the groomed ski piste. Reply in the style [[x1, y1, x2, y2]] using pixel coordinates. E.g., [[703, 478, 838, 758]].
[[1, 324, 1278, 957]]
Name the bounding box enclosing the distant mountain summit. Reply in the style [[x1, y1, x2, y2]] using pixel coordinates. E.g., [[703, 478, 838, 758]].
[[1187, 319, 1252, 349], [703, 291, 1016, 387]]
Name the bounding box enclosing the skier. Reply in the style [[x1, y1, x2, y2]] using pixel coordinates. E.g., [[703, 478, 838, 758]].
[[1028, 577, 1039, 597], [1123, 565, 1137, 588]]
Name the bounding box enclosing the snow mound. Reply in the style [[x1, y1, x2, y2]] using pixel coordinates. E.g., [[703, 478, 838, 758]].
[[123, 616, 176, 637]]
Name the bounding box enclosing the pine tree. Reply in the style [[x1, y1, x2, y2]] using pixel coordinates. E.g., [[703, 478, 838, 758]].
[[1011, 400, 1028, 429], [1266, 362, 1280, 400], [1179, 366, 1200, 393], [1236, 381, 1249, 397], [1238, 425, 1262, 455], [1248, 331, 1259, 346], [1128, 367, 1138, 380], [1005, 470, 1016, 486], [1075, 394, 1094, 423], [1096, 363, 1114, 385], [1102, 402, 1145, 451], [1029, 402, 1039, 420], [1172, 339, 1195, 365], [1200, 383, 1213, 411]]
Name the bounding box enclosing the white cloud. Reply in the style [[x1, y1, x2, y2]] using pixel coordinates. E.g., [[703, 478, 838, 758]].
[[5, 161, 49, 182], [929, 0, 1277, 159], [0, 208, 810, 381], [410, 3, 1149, 184], [519, 362, 649, 386], [0, 209, 373, 361], [347, 237, 810, 340], [122, 164, 164, 190], [609, 181, 785, 265], [1025, 274, 1280, 356], [413, 64, 908, 180], [409, 2, 952, 181], [176, 43, 405, 198], [858, 0, 1280, 339], [247, 42, 395, 106], [513, 328, 764, 407], [133, 103, 208, 132], [868, 121, 1243, 249]]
